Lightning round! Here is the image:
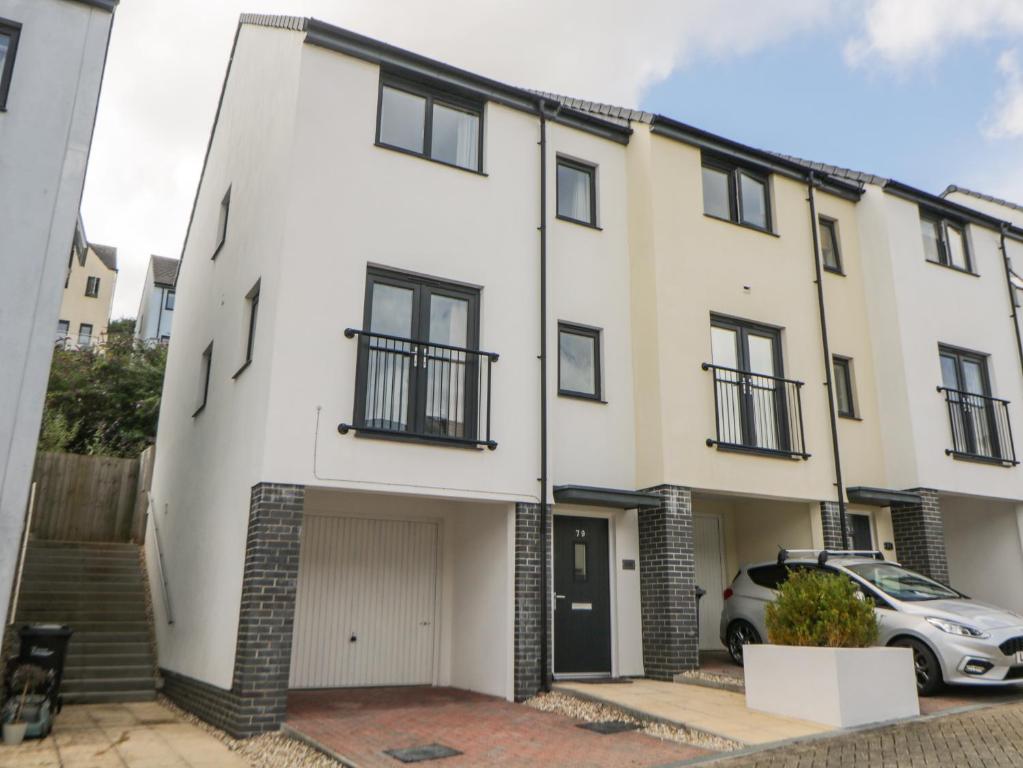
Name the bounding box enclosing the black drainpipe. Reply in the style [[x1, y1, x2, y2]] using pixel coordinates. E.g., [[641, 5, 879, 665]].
[[537, 99, 552, 692], [999, 225, 1023, 381], [806, 173, 848, 547]]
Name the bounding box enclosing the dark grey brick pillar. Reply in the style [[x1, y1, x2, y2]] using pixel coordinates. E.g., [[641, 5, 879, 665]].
[[820, 500, 849, 549], [638, 485, 697, 680], [162, 482, 304, 738], [890, 488, 948, 584], [514, 502, 550, 701]]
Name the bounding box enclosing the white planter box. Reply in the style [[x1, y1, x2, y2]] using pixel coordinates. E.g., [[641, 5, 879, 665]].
[[744, 644, 919, 728]]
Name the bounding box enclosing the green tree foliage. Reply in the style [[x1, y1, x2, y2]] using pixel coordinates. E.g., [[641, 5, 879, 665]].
[[766, 568, 879, 648], [38, 331, 166, 457]]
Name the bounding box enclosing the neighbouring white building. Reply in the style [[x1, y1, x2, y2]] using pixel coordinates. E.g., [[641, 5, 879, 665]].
[[0, 0, 117, 628], [57, 218, 118, 348], [148, 14, 1023, 738], [134, 254, 178, 343]]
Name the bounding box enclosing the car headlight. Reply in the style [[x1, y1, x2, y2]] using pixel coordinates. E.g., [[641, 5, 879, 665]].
[[926, 617, 989, 639]]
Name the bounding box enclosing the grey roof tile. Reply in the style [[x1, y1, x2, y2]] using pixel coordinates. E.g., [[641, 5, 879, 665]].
[[90, 243, 118, 272], [151, 255, 179, 286]]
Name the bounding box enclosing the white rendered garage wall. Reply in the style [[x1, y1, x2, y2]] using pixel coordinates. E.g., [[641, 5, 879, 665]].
[[0, 0, 113, 628], [944, 496, 1023, 614], [301, 489, 514, 699], [146, 25, 305, 688]]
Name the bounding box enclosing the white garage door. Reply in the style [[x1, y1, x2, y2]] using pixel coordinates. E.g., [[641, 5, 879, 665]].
[[694, 515, 725, 651], [289, 516, 439, 688]]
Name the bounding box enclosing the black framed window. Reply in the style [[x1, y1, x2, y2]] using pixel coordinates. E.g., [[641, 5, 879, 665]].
[[195, 342, 213, 416], [377, 77, 482, 172], [78, 323, 93, 348], [557, 158, 597, 227], [819, 217, 842, 273], [213, 187, 230, 258], [238, 280, 260, 374], [921, 211, 972, 273], [56, 319, 69, 343], [355, 268, 481, 440], [701, 155, 772, 232], [939, 345, 1001, 459], [833, 356, 856, 418], [85, 276, 100, 297], [165, 290, 175, 311], [0, 19, 22, 111], [558, 323, 601, 400], [709, 315, 791, 453]]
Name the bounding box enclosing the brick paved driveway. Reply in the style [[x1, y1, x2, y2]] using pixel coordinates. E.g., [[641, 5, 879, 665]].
[[286, 686, 710, 767], [711, 701, 1023, 767]]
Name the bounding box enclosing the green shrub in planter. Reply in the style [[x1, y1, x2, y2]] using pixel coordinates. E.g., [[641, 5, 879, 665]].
[[765, 569, 879, 647]]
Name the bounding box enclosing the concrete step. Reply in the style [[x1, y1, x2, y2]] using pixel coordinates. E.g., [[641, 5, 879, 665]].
[[66, 652, 153, 668], [63, 689, 157, 705], [67, 631, 150, 644], [16, 607, 147, 622], [66, 640, 152, 656], [64, 664, 155, 681], [28, 540, 140, 552], [62, 676, 156, 694], [20, 582, 146, 594], [34, 621, 149, 634], [23, 559, 141, 572]]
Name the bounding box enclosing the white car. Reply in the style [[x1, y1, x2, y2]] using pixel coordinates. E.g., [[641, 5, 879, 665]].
[[719, 549, 1023, 695]]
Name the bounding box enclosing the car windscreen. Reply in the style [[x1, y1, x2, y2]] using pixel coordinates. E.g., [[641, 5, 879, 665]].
[[846, 563, 959, 602]]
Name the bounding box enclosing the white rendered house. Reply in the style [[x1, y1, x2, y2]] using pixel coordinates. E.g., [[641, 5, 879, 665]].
[[134, 254, 178, 343], [0, 0, 117, 628]]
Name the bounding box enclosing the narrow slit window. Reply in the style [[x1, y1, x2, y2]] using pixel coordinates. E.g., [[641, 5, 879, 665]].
[[213, 187, 230, 258], [819, 217, 842, 273], [0, 20, 22, 110], [833, 356, 856, 418], [195, 342, 213, 416], [556, 158, 597, 226], [558, 323, 602, 400], [574, 542, 587, 581]]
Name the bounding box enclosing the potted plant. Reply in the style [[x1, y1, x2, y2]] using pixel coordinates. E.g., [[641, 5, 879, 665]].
[[744, 569, 919, 728], [3, 665, 49, 746]]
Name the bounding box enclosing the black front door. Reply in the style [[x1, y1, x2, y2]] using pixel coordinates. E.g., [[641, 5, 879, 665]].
[[849, 514, 873, 551], [554, 516, 611, 675]]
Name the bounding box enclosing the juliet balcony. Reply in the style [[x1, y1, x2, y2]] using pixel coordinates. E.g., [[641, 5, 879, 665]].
[[339, 328, 499, 449], [937, 386, 1017, 466]]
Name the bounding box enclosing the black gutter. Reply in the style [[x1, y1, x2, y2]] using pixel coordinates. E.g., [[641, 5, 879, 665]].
[[537, 99, 553, 693], [999, 225, 1023, 383], [303, 18, 631, 145], [649, 116, 864, 202], [806, 173, 848, 546]]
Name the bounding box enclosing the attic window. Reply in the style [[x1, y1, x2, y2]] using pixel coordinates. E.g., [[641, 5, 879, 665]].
[[701, 155, 772, 232]]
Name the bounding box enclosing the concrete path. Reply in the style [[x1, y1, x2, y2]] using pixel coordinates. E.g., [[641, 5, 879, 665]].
[[556, 680, 832, 745], [0, 701, 247, 768]]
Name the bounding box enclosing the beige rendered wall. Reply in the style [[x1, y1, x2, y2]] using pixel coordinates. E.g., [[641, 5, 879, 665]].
[[59, 245, 116, 343]]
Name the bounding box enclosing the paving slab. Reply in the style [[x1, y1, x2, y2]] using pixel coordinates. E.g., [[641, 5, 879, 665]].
[[556, 679, 832, 745], [0, 702, 247, 768]]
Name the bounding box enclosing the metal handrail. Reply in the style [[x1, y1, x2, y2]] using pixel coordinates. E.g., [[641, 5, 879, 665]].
[[339, 328, 498, 450], [8, 482, 37, 626], [147, 497, 174, 625], [936, 385, 1018, 465], [702, 362, 809, 459]]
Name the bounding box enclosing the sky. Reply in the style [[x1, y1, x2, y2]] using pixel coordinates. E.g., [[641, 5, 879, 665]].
[[81, 0, 1023, 320]]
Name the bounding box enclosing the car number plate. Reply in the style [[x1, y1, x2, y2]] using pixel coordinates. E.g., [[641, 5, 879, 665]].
[[1016, 651, 1023, 664]]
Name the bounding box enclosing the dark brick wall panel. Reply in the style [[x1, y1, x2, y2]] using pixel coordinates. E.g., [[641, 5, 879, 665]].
[[638, 485, 697, 680], [891, 488, 948, 584], [820, 500, 849, 550], [514, 502, 550, 701], [161, 482, 304, 738]]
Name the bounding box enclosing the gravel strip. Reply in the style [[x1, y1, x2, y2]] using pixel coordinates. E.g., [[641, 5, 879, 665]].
[[157, 696, 341, 767], [676, 668, 745, 689], [525, 690, 742, 752]]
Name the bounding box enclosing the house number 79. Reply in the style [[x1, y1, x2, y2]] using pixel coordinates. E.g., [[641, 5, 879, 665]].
[[575, 529, 586, 538]]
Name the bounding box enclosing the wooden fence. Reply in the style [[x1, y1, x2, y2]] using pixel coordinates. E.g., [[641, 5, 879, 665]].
[[29, 448, 153, 543]]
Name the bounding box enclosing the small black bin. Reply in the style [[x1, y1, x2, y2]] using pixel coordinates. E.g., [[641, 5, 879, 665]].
[[18, 624, 73, 704]]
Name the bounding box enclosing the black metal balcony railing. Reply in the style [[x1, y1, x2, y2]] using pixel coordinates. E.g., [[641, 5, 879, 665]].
[[339, 328, 498, 449], [937, 386, 1017, 466], [702, 363, 809, 459]]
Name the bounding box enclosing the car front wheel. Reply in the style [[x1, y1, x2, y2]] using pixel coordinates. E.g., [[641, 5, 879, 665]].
[[726, 620, 761, 667], [891, 637, 943, 696]]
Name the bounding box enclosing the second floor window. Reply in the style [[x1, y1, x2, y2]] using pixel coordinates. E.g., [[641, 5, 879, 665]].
[[833, 356, 856, 418], [195, 342, 213, 416], [556, 158, 597, 227], [702, 157, 771, 232], [0, 19, 21, 110], [85, 276, 100, 297], [377, 78, 482, 172], [214, 187, 230, 257], [937, 346, 1015, 463], [242, 281, 259, 369], [921, 212, 971, 273], [165, 290, 176, 310]]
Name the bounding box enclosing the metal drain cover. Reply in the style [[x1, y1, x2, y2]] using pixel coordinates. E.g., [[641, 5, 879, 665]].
[[577, 720, 640, 734], [385, 744, 463, 763]]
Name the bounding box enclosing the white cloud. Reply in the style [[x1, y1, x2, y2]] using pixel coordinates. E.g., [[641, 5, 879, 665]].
[[984, 49, 1023, 139], [84, 0, 840, 318], [844, 0, 1023, 68]]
